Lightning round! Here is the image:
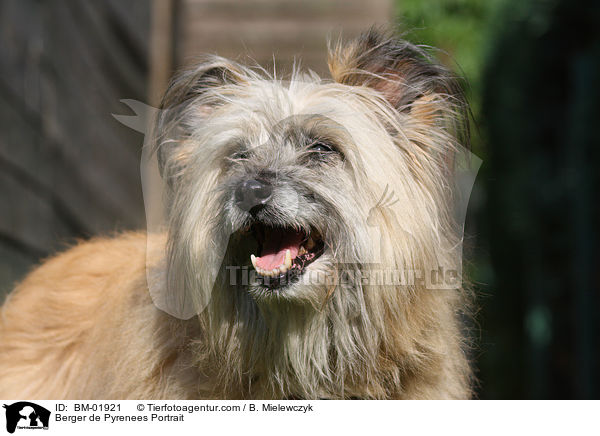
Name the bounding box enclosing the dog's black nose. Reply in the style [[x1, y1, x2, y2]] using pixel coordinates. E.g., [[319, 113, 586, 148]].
[[234, 178, 273, 213]]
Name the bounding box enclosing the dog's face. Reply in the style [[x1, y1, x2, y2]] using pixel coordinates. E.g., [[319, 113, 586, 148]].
[[221, 112, 356, 302], [154, 30, 467, 315]]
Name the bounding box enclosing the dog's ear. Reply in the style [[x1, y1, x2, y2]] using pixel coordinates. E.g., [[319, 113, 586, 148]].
[[328, 29, 465, 114], [159, 57, 247, 116], [328, 29, 469, 166], [153, 57, 247, 179]]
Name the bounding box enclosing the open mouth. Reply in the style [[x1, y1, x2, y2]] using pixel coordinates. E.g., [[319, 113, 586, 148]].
[[244, 224, 325, 289]]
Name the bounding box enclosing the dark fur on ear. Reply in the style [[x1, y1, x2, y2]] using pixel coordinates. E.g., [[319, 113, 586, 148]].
[[153, 57, 247, 182], [328, 28, 470, 153]]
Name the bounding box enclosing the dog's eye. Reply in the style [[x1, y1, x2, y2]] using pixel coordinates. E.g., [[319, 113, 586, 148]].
[[304, 140, 343, 165], [309, 142, 335, 153], [232, 151, 248, 160]]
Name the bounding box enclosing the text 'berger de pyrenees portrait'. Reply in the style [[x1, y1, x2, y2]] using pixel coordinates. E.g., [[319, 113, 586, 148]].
[[0, 29, 477, 399]]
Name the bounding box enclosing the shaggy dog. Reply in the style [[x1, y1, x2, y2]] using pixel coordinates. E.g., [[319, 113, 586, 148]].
[[0, 29, 473, 399]]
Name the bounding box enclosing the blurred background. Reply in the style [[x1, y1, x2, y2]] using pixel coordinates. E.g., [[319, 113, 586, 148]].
[[0, 0, 598, 399]]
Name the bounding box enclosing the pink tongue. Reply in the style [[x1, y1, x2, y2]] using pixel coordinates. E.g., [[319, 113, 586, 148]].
[[255, 229, 302, 270]]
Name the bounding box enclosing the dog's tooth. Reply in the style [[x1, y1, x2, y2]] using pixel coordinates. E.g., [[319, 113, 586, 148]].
[[285, 249, 292, 269], [306, 237, 315, 250], [298, 246, 307, 255], [254, 251, 292, 277]]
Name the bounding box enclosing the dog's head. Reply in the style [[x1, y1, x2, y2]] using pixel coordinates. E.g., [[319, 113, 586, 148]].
[[152, 29, 468, 315]]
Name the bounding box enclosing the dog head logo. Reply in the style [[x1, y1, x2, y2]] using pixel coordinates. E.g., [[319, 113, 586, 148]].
[[3, 402, 50, 433]]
